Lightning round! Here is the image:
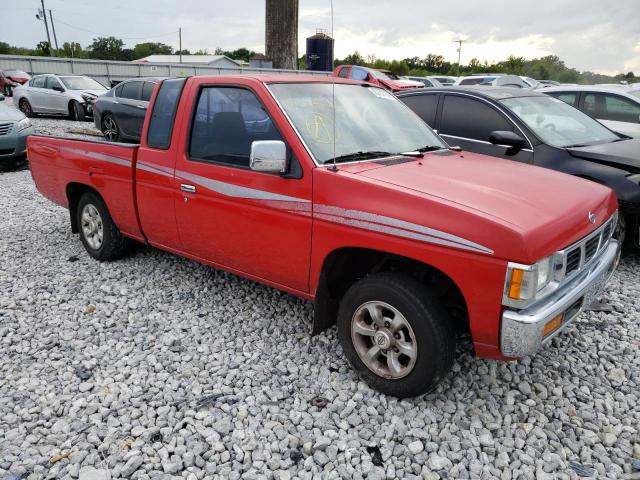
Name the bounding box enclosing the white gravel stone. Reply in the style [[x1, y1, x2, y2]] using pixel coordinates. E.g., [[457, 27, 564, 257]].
[[0, 135, 638, 479]]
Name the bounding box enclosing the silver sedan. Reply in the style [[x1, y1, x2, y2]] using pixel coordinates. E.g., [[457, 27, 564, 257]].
[[13, 74, 107, 121]]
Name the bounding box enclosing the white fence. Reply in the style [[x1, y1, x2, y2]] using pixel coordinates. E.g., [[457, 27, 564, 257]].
[[0, 54, 330, 86]]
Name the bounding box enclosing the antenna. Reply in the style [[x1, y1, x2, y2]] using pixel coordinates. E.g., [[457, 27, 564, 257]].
[[329, 0, 337, 172]]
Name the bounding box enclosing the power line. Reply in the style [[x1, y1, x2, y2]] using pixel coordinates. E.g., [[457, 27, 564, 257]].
[[453, 39, 465, 75], [53, 17, 179, 41]]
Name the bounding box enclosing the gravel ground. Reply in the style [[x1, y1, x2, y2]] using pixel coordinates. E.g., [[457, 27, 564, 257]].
[[0, 109, 639, 479]]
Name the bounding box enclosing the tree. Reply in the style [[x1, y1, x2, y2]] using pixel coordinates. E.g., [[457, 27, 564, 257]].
[[0, 42, 10, 54], [62, 42, 84, 58], [265, 0, 299, 69], [222, 48, 256, 62], [132, 42, 173, 60], [36, 41, 51, 56], [88, 36, 124, 60], [175, 49, 191, 55]]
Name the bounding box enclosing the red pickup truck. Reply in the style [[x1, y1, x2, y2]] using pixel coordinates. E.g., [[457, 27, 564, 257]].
[[28, 75, 621, 397]]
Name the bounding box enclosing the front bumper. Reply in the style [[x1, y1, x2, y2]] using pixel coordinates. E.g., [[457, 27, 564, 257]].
[[501, 240, 621, 357], [0, 126, 33, 160]]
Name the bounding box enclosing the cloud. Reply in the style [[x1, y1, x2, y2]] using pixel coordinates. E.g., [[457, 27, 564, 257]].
[[3, 0, 638, 74]]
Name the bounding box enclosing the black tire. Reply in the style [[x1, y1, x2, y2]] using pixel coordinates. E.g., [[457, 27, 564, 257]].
[[101, 114, 120, 142], [70, 100, 86, 121], [337, 272, 455, 398], [19, 98, 34, 118], [77, 191, 129, 261]]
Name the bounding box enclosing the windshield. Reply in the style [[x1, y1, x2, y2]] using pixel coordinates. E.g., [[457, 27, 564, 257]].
[[269, 83, 446, 164], [370, 70, 394, 80], [59, 76, 106, 91], [501, 96, 619, 148], [6, 70, 30, 78]]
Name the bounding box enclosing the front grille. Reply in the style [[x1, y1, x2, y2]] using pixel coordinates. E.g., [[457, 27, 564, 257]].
[[584, 236, 600, 262], [0, 123, 12, 136], [561, 213, 616, 280], [566, 248, 581, 275]]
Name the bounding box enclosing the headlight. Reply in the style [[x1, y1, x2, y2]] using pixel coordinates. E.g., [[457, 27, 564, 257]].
[[627, 173, 640, 185], [16, 118, 31, 132], [504, 256, 557, 305]]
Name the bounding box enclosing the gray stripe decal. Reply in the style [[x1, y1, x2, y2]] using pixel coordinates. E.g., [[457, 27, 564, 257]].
[[316, 204, 493, 254], [316, 213, 492, 254], [137, 162, 173, 178], [175, 170, 310, 203], [61, 147, 131, 167]]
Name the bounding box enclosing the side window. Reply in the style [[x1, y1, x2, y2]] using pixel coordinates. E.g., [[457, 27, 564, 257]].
[[141, 82, 155, 102], [46, 77, 62, 90], [189, 86, 284, 169], [459, 78, 483, 86], [147, 78, 186, 149], [400, 94, 439, 127], [32, 77, 46, 88], [115, 84, 124, 98], [337, 67, 349, 78], [548, 92, 578, 107], [603, 95, 640, 122], [350, 68, 368, 81], [440, 95, 513, 141], [120, 81, 142, 100]]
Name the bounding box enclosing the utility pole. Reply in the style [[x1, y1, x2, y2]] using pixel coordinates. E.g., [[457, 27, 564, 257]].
[[49, 9, 60, 54], [453, 39, 464, 76], [40, 0, 53, 56], [179, 27, 182, 64]]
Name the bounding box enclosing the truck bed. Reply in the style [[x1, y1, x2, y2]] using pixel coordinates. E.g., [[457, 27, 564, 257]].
[[28, 135, 144, 240]]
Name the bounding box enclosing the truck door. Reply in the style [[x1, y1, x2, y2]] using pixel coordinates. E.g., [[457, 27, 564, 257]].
[[134, 78, 186, 250], [174, 81, 313, 293]]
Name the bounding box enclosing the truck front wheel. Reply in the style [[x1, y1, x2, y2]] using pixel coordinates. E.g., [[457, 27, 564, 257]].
[[337, 273, 455, 397], [77, 192, 129, 261]]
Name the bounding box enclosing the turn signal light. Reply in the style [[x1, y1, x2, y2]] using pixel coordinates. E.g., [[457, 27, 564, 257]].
[[508, 269, 524, 299], [543, 314, 563, 337]]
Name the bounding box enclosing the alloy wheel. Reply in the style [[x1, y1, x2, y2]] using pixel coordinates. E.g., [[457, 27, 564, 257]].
[[81, 203, 104, 250], [351, 300, 418, 379], [103, 117, 118, 141]]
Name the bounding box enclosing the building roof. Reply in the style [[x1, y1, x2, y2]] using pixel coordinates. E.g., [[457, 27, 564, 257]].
[[134, 55, 241, 66]]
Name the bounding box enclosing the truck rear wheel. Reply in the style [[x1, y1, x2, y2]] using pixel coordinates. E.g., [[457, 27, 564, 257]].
[[77, 192, 129, 261], [337, 273, 455, 397]]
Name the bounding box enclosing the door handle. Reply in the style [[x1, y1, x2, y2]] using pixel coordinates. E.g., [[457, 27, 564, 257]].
[[136, 105, 147, 109], [180, 184, 196, 193]]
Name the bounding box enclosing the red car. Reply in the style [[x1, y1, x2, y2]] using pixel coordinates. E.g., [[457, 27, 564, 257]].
[[27, 75, 620, 397], [0, 69, 31, 97], [333, 65, 423, 92]]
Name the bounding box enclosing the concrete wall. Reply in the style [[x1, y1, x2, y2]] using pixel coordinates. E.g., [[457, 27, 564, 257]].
[[0, 54, 330, 87]]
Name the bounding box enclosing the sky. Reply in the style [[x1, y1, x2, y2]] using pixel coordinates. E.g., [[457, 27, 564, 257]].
[[5, 0, 640, 75]]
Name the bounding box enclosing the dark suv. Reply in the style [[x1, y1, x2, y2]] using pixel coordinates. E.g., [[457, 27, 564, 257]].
[[398, 86, 640, 247], [93, 78, 160, 142]]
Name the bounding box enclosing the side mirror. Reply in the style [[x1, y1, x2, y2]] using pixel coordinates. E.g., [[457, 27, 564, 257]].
[[250, 140, 288, 174], [52, 85, 64, 92], [489, 130, 526, 149]]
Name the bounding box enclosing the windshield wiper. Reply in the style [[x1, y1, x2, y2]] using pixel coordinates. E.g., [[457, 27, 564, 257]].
[[323, 151, 394, 164], [399, 145, 445, 157]]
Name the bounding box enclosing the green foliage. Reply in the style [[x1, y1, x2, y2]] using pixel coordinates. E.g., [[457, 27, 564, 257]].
[[87, 36, 124, 60], [133, 42, 174, 59], [333, 51, 638, 84], [218, 48, 257, 62]]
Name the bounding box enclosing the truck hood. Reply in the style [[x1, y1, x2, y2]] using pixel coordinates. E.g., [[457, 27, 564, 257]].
[[567, 139, 640, 173], [345, 150, 617, 258]]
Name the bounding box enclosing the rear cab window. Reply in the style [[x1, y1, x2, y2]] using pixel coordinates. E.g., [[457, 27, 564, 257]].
[[337, 67, 350, 78], [146, 78, 186, 149]]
